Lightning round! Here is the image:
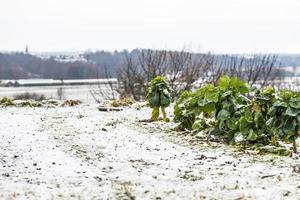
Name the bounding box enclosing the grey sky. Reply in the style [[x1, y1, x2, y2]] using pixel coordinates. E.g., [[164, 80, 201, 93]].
[[0, 0, 299, 53]]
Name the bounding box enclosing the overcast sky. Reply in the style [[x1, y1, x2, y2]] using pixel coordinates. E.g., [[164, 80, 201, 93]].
[[0, 0, 299, 53]]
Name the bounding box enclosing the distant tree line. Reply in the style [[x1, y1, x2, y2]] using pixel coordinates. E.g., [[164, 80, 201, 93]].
[[0, 53, 99, 79], [0, 50, 298, 82]]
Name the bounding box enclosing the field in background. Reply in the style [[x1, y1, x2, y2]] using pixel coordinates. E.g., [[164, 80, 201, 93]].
[[0, 85, 94, 102], [1, 76, 300, 103], [0, 79, 118, 103]]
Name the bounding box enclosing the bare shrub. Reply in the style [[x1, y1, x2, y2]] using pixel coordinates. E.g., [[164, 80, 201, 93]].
[[89, 69, 120, 103], [205, 54, 283, 88], [113, 49, 283, 101], [14, 92, 46, 101], [118, 49, 215, 100], [117, 52, 145, 101], [166, 51, 214, 97]]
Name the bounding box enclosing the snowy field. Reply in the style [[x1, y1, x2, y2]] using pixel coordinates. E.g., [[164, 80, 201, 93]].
[[0, 103, 300, 200], [0, 85, 111, 103]]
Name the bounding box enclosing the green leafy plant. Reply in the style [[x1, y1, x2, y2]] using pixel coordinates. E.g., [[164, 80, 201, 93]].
[[173, 75, 300, 154], [147, 76, 173, 122], [225, 95, 272, 145], [211, 75, 250, 142], [267, 90, 300, 152], [174, 84, 218, 130]]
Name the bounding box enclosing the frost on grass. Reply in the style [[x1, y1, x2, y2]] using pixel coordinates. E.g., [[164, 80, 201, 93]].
[[0, 104, 299, 199]]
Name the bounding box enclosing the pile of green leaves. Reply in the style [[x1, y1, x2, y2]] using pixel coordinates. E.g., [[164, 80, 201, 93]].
[[174, 75, 300, 154], [147, 76, 173, 121]]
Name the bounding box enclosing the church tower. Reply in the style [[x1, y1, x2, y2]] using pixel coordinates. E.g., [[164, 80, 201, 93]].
[[25, 45, 28, 54]]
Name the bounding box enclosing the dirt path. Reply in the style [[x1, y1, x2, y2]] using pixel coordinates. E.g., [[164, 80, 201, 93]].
[[1, 105, 300, 199]]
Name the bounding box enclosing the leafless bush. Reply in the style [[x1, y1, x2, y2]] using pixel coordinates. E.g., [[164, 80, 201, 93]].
[[117, 49, 168, 100], [117, 52, 145, 101], [14, 92, 46, 101], [203, 54, 283, 88], [167, 51, 214, 96], [118, 49, 215, 100], [116, 49, 283, 101], [89, 69, 120, 103]]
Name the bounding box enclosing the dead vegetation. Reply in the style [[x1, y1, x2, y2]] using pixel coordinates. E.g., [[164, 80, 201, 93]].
[[62, 99, 82, 106], [112, 181, 136, 200], [111, 97, 134, 107], [0, 97, 82, 108], [0, 97, 15, 106], [13, 92, 46, 101]]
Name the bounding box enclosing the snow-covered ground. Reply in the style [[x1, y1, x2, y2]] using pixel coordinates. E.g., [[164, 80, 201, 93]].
[[0, 84, 114, 103], [0, 103, 300, 200]]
